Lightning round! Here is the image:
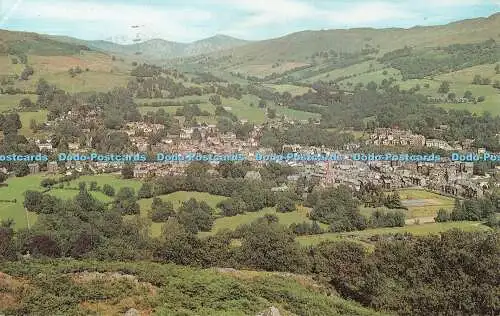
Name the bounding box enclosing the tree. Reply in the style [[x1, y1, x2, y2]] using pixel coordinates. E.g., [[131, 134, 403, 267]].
[[23, 190, 44, 212], [177, 198, 214, 233], [29, 119, 38, 133], [15, 163, 30, 177], [149, 197, 174, 222], [112, 187, 140, 215], [236, 218, 308, 273], [19, 66, 34, 80], [472, 74, 482, 84], [192, 128, 202, 142], [19, 97, 35, 109], [121, 164, 134, 179], [89, 181, 98, 191], [267, 108, 277, 119], [437, 81, 450, 94], [366, 81, 378, 90], [0, 220, 16, 260], [276, 195, 296, 213], [495, 64, 500, 74], [258, 99, 267, 108], [102, 184, 115, 197], [0, 172, 7, 184], [138, 182, 154, 199], [209, 94, 222, 105], [464, 90, 473, 100], [217, 198, 247, 216], [477, 96, 485, 102], [435, 208, 450, 222], [40, 178, 57, 188], [309, 186, 366, 232], [154, 217, 203, 265]]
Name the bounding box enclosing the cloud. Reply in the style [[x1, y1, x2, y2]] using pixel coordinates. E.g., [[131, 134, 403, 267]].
[[1, 0, 214, 42], [218, 0, 413, 34], [1, 0, 498, 42]]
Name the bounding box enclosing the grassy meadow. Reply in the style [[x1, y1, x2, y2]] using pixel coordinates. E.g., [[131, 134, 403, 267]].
[[0, 52, 132, 93], [18, 110, 48, 137], [0, 94, 37, 112], [296, 221, 490, 246], [136, 93, 320, 124], [0, 174, 44, 229]]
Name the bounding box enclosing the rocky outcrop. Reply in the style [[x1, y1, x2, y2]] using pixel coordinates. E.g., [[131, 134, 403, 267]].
[[257, 306, 281, 316], [124, 308, 139, 316]]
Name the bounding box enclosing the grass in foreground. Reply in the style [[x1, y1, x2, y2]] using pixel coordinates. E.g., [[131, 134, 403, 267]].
[[0, 260, 386, 316]]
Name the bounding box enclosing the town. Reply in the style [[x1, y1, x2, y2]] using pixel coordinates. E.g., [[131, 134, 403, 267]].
[[20, 119, 495, 200]]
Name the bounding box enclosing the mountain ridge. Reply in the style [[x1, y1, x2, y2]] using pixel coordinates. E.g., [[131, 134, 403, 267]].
[[1, 12, 498, 63], [42, 33, 250, 60]]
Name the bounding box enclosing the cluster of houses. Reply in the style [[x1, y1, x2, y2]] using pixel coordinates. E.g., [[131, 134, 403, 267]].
[[23, 122, 496, 199], [321, 158, 486, 199], [368, 127, 476, 151]]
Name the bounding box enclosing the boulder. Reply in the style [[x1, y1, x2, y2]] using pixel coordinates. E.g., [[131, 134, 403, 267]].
[[124, 308, 140, 316], [257, 306, 281, 316]]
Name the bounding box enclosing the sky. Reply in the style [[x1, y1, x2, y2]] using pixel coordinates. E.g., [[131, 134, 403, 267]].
[[0, 0, 499, 43]]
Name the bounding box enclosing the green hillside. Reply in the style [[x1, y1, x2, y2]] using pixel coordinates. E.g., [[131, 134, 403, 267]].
[[0, 260, 386, 316], [182, 13, 500, 75], [0, 29, 90, 56]]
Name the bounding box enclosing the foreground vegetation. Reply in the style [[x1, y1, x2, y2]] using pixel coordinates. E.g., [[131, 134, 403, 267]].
[[0, 260, 385, 316]]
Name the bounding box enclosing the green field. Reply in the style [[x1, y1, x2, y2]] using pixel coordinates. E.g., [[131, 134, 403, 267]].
[[337, 67, 402, 89], [138, 191, 227, 237], [62, 174, 142, 192], [39, 71, 131, 93], [301, 61, 379, 83], [3, 52, 132, 93], [0, 174, 45, 229], [0, 173, 142, 229], [18, 110, 48, 137], [136, 93, 320, 124], [0, 94, 37, 112], [397, 188, 455, 219], [296, 221, 489, 246], [360, 189, 455, 221], [201, 205, 328, 236], [308, 60, 500, 116], [49, 188, 113, 203], [137, 191, 226, 213], [262, 83, 310, 96]]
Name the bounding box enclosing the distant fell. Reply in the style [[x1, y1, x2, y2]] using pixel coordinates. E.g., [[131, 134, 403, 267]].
[[45, 33, 250, 60], [201, 12, 500, 64], [0, 29, 90, 56]]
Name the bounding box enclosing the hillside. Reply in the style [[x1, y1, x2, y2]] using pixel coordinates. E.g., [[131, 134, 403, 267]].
[[181, 12, 500, 75], [0, 29, 90, 56], [46, 34, 250, 61], [0, 29, 133, 95], [0, 260, 386, 316]]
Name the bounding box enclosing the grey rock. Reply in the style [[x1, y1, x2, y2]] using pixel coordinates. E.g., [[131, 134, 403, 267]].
[[257, 306, 281, 316], [124, 308, 140, 316]]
